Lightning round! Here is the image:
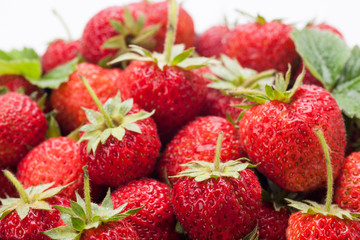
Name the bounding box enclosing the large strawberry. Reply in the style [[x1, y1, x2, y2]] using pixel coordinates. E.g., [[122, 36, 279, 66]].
[[0, 74, 38, 94], [50, 62, 122, 134], [171, 132, 262, 240], [0, 170, 70, 240], [223, 16, 298, 74], [236, 70, 346, 192], [111, 178, 180, 240], [334, 152, 360, 213], [0, 92, 47, 167], [78, 76, 160, 187], [157, 116, 244, 183], [196, 25, 230, 58]]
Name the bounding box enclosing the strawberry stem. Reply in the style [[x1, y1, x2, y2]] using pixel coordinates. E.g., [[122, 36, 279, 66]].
[[164, 0, 178, 63], [214, 132, 223, 172], [315, 129, 333, 212], [79, 75, 115, 128], [83, 165, 92, 222], [3, 170, 30, 204], [52, 9, 73, 41]]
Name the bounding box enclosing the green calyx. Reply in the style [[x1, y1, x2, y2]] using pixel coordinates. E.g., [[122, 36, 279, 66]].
[[43, 166, 143, 240], [172, 132, 257, 182], [229, 65, 304, 104], [0, 170, 70, 221], [78, 75, 154, 154], [206, 54, 275, 91]]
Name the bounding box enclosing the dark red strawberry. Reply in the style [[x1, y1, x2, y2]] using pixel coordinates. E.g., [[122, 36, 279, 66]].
[[334, 152, 360, 212], [0, 74, 38, 94], [223, 18, 298, 74], [196, 25, 230, 58], [111, 178, 180, 240], [0, 92, 47, 167], [157, 116, 244, 183], [50, 62, 122, 134], [171, 132, 262, 240], [42, 39, 80, 73]]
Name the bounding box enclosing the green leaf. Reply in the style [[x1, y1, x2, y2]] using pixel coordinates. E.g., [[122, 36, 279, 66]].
[[101, 189, 113, 210], [71, 217, 85, 231], [171, 48, 194, 65], [123, 7, 135, 30], [82, 108, 104, 125], [16, 204, 30, 220], [122, 109, 155, 124], [338, 46, 360, 86], [45, 115, 61, 139], [122, 122, 141, 133], [118, 98, 133, 116], [291, 28, 351, 90], [332, 76, 360, 118], [54, 206, 77, 218], [207, 81, 235, 90], [70, 201, 86, 219], [42, 226, 79, 239], [111, 127, 126, 141], [109, 19, 125, 34], [100, 128, 112, 144], [101, 35, 125, 50]]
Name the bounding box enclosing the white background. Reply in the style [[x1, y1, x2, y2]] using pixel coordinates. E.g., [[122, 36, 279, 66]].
[[1, 0, 358, 54]]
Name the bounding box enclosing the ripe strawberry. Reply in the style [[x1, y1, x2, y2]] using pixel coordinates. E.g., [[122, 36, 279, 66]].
[[78, 77, 160, 187], [50, 62, 122, 134], [157, 116, 244, 183], [0, 74, 38, 94], [334, 152, 360, 212], [111, 178, 180, 240], [41, 39, 80, 73], [80, 221, 139, 240], [0, 92, 47, 167], [223, 18, 298, 74], [196, 25, 230, 58], [237, 71, 346, 192], [171, 132, 262, 240]]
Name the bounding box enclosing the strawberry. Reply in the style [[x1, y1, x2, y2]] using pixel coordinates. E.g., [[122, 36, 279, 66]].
[[236, 70, 346, 192], [0, 170, 70, 240], [171, 132, 262, 240], [223, 17, 298, 74], [196, 25, 230, 58], [41, 39, 80, 74], [50, 62, 122, 134], [0, 74, 38, 94], [78, 77, 160, 187], [0, 92, 47, 167], [79, 221, 138, 239], [157, 116, 244, 183], [334, 152, 360, 213], [17, 137, 85, 200], [111, 178, 180, 240]]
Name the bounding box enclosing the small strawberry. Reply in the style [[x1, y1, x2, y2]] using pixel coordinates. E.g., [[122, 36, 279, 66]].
[[196, 25, 230, 58], [111, 178, 180, 240], [0, 92, 47, 167], [235, 69, 346, 192], [223, 15, 298, 74], [0, 170, 70, 240], [50, 62, 122, 134], [334, 152, 360, 213], [0, 74, 38, 94], [78, 76, 160, 187], [157, 116, 244, 183], [171, 132, 262, 240], [43, 166, 141, 240]]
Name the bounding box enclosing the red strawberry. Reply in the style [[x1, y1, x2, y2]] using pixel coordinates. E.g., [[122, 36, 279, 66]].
[[0, 92, 47, 167], [334, 152, 360, 212], [223, 19, 298, 74], [196, 25, 230, 58], [0, 74, 38, 94], [258, 202, 290, 240], [157, 116, 244, 183], [50, 62, 122, 134], [111, 178, 180, 240], [0, 167, 17, 198], [80, 221, 139, 240], [171, 132, 262, 240], [41, 39, 80, 74], [17, 137, 85, 200], [238, 72, 345, 192]]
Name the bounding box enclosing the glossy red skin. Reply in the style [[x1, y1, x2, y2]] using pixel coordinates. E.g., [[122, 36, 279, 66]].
[[0, 196, 69, 240], [80, 105, 161, 187], [121, 61, 207, 142], [42, 39, 80, 73], [258, 203, 290, 240], [196, 25, 230, 58], [334, 152, 360, 212], [239, 85, 346, 192], [172, 172, 262, 240], [0, 167, 17, 198], [0, 92, 47, 167], [287, 212, 360, 240], [50, 62, 122, 134], [81, 221, 138, 240], [0, 74, 38, 94], [157, 116, 245, 183], [111, 178, 180, 240], [223, 21, 298, 74], [17, 137, 83, 200]]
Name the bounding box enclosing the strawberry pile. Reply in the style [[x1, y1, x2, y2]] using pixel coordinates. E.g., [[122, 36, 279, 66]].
[[1, 0, 360, 239]]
